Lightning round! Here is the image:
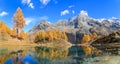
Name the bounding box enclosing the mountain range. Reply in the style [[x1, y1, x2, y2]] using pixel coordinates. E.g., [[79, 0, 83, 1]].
[[28, 11, 120, 44]]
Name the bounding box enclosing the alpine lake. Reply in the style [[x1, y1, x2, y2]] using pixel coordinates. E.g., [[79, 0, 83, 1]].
[[0, 44, 120, 64]]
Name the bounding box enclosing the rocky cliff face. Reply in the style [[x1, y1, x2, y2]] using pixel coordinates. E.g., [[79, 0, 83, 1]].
[[28, 11, 120, 44], [91, 30, 120, 45]]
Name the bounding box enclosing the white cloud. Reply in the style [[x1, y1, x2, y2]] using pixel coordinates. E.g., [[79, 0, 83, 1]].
[[48, 21, 52, 24], [80, 10, 88, 16], [25, 17, 34, 25], [72, 10, 75, 14], [25, 16, 49, 25], [61, 10, 69, 16], [22, 0, 34, 9], [68, 5, 74, 8], [22, 0, 31, 4], [29, 3, 34, 9], [0, 11, 8, 17], [40, 0, 51, 5], [112, 17, 117, 19]]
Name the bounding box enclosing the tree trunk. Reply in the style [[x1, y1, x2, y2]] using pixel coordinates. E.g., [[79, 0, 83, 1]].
[[16, 29, 19, 37]]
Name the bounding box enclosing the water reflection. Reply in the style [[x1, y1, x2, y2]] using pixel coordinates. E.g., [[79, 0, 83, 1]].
[[82, 46, 102, 56], [68, 46, 86, 64], [34, 46, 69, 64], [0, 46, 35, 64], [35, 46, 68, 59], [5, 50, 25, 64], [93, 45, 120, 55], [0, 45, 120, 64]]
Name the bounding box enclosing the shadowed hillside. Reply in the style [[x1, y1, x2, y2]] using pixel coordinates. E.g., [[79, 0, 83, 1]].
[[91, 30, 120, 45]]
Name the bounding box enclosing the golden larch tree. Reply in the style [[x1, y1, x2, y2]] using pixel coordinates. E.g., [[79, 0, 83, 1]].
[[13, 7, 25, 35], [34, 32, 40, 43], [40, 31, 47, 42], [18, 30, 28, 40], [53, 30, 57, 40], [62, 32, 68, 41], [34, 30, 68, 43], [0, 21, 11, 39], [0, 21, 11, 35], [82, 33, 91, 44], [10, 28, 17, 38], [47, 30, 54, 41], [91, 32, 97, 40]]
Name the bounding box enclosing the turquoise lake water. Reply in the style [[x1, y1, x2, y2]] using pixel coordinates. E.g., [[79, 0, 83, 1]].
[[0, 45, 120, 64]]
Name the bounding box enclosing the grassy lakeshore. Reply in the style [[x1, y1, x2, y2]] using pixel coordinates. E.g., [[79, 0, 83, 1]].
[[0, 38, 72, 48], [0, 42, 37, 46], [0, 42, 72, 49]]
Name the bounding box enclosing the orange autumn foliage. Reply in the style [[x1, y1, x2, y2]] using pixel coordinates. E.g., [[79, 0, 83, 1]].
[[13, 7, 25, 35], [91, 32, 97, 40], [0, 8, 28, 41], [81, 32, 98, 44], [82, 46, 92, 56], [0, 21, 11, 40], [12, 8, 29, 40], [81, 33, 91, 44], [47, 30, 54, 41], [18, 30, 29, 40], [0, 21, 11, 35], [34, 30, 68, 43], [10, 28, 17, 38]]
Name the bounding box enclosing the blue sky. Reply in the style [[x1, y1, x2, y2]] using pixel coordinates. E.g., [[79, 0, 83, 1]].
[[0, 0, 120, 32]]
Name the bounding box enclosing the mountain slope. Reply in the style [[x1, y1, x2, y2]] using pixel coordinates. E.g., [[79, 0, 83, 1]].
[[91, 30, 120, 45], [28, 11, 120, 44]]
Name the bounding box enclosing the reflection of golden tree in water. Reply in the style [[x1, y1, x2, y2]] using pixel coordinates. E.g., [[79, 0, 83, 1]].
[[12, 50, 28, 64], [82, 46, 102, 56], [0, 55, 11, 64], [11, 54, 22, 64], [0, 50, 27, 64], [82, 46, 92, 56], [35, 47, 68, 59]]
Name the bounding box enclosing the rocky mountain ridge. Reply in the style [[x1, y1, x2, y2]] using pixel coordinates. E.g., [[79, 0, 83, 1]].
[[28, 11, 120, 44]]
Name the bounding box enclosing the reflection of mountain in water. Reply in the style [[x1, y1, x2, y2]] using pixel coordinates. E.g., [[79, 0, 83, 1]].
[[2, 45, 120, 64], [93, 46, 120, 55], [91, 30, 120, 55], [68, 46, 86, 64], [68, 46, 85, 56]]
